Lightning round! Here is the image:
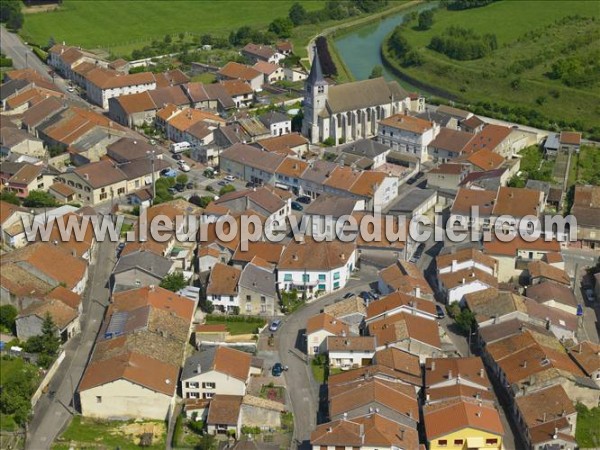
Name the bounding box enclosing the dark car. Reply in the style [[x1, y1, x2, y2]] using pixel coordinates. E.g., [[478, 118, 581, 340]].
[[246, 181, 257, 188], [272, 363, 283, 377], [343, 292, 354, 299], [409, 243, 425, 263], [186, 182, 195, 190], [218, 180, 228, 186], [174, 184, 185, 192], [291, 201, 303, 211], [435, 304, 445, 319], [360, 291, 373, 302], [370, 290, 380, 300], [168, 187, 177, 194], [172, 154, 182, 161], [296, 196, 311, 204], [116, 242, 125, 257]]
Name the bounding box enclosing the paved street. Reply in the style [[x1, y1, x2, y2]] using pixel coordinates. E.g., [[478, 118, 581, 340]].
[[276, 268, 377, 448], [1, 26, 51, 81], [26, 236, 117, 450]]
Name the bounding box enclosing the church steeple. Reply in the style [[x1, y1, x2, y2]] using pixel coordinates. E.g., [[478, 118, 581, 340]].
[[307, 47, 328, 87]]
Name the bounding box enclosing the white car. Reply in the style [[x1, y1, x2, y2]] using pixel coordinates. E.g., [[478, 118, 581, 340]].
[[224, 175, 236, 182], [179, 163, 191, 172], [67, 86, 75, 92]]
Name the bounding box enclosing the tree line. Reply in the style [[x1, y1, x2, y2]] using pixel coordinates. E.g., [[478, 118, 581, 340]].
[[429, 25, 497, 60], [315, 36, 338, 77], [0, 0, 23, 30], [443, 0, 497, 11], [388, 26, 423, 67]]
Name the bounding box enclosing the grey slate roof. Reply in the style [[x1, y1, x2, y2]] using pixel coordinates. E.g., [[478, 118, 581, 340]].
[[238, 263, 277, 298], [326, 78, 408, 115], [416, 110, 455, 127], [181, 347, 217, 381], [337, 138, 390, 159], [300, 160, 338, 184], [259, 111, 289, 127], [113, 251, 173, 277], [387, 188, 437, 214], [307, 48, 328, 87], [0, 79, 29, 101], [305, 194, 357, 217]]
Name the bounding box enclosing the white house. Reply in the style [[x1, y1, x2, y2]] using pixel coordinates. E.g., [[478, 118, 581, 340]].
[[85, 68, 156, 109], [327, 336, 376, 370], [277, 238, 357, 298], [377, 114, 440, 163], [205, 263, 242, 314], [306, 313, 350, 356], [259, 111, 291, 137], [180, 346, 255, 400]]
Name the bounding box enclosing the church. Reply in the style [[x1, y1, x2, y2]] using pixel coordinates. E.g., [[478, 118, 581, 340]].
[[302, 49, 423, 144]]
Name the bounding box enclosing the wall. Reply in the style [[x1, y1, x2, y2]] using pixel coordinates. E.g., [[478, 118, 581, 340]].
[[240, 404, 281, 428], [307, 330, 333, 356], [31, 350, 66, 407], [182, 370, 246, 399]]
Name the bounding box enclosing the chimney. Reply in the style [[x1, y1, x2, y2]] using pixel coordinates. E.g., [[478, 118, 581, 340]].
[[448, 369, 453, 379], [343, 412, 348, 420], [476, 411, 481, 417], [83, 173, 89, 180], [431, 361, 436, 371], [414, 286, 420, 298], [196, 364, 201, 373], [479, 368, 484, 378], [553, 427, 558, 439], [425, 393, 430, 403], [522, 361, 527, 368], [399, 428, 405, 440]]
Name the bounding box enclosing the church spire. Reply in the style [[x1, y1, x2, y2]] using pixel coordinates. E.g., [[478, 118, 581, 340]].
[[307, 46, 328, 87]]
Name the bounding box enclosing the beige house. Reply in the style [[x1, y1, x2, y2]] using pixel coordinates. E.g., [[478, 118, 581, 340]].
[[306, 313, 350, 356]]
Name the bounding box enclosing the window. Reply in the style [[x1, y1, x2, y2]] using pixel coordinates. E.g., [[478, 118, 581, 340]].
[[438, 440, 448, 447], [186, 381, 199, 389], [284, 274, 292, 282], [202, 382, 216, 389], [246, 303, 252, 312], [246, 295, 251, 301], [318, 284, 326, 290], [302, 274, 310, 283], [203, 392, 214, 399], [454, 439, 464, 445], [333, 272, 340, 280], [96, 396, 102, 403], [318, 274, 326, 281], [260, 296, 266, 303], [333, 281, 340, 289], [486, 439, 498, 445]]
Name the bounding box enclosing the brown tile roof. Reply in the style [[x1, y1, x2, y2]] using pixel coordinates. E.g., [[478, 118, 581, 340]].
[[462, 115, 485, 129], [167, 108, 224, 133], [8, 163, 43, 185], [322, 165, 359, 191], [49, 182, 75, 197], [515, 384, 576, 428], [379, 260, 433, 297], [529, 418, 576, 445], [86, 68, 155, 89], [257, 133, 308, 152], [483, 235, 560, 257], [0, 200, 24, 225], [323, 296, 366, 320], [526, 281, 577, 308], [111, 286, 195, 321], [328, 364, 400, 387], [368, 312, 441, 349], [527, 261, 570, 285], [18, 299, 78, 329], [427, 383, 495, 404], [213, 346, 252, 381], [113, 91, 156, 114], [349, 171, 387, 197], [207, 394, 243, 424], [379, 114, 434, 134], [437, 247, 497, 271], [438, 267, 498, 291], [206, 263, 241, 296], [367, 291, 437, 320], [72, 61, 96, 77], [43, 213, 96, 258], [373, 347, 421, 383], [219, 79, 253, 97], [543, 252, 563, 264], [327, 336, 376, 352], [220, 143, 285, 172], [311, 413, 418, 448], [559, 131, 581, 145], [568, 341, 600, 376], [214, 186, 285, 215], [60, 47, 84, 65], [437, 105, 472, 120], [73, 160, 127, 188], [0, 263, 54, 298], [306, 312, 349, 336], [492, 186, 542, 217], [21, 96, 65, 128], [424, 400, 504, 439], [463, 148, 505, 170], [253, 61, 280, 75], [429, 128, 475, 153], [46, 285, 82, 310], [466, 124, 512, 153], [429, 163, 469, 175], [232, 242, 284, 266], [242, 43, 276, 60], [425, 357, 491, 389], [274, 157, 309, 178], [329, 378, 418, 419], [451, 188, 496, 216], [279, 237, 356, 271], [477, 317, 551, 345]]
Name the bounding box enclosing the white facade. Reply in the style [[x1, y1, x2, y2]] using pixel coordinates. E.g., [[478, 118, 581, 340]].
[[206, 293, 240, 313], [446, 280, 494, 305], [182, 369, 246, 400], [328, 349, 375, 369], [268, 119, 291, 136], [307, 329, 335, 356], [377, 122, 440, 163], [86, 80, 157, 109], [438, 259, 495, 276]]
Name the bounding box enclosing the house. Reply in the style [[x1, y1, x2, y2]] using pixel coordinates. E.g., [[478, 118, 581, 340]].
[[15, 287, 81, 341], [367, 312, 442, 362], [303, 194, 360, 240], [20, 96, 67, 134], [181, 345, 252, 400], [525, 281, 578, 316], [283, 66, 308, 82], [303, 49, 412, 144], [256, 132, 309, 156], [327, 335, 376, 369], [377, 114, 440, 163], [112, 251, 174, 293], [276, 41, 293, 56], [78, 286, 195, 420], [426, 163, 470, 192], [220, 143, 285, 185], [183, 82, 235, 111], [416, 109, 458, 130], [219, 80, 254, 108], [238, 258, 278, 316], [306, 312, 349, 356], [259, 111, 291, 137], [0, 200, 30, 248], [241, 43, 283, 64], [231, 242, 284, 269], [373, 347, 422, 388], [273, 157, 310, 191], [459, 149, 505, 172], [218, 62, 263, 92], [335, 138, 391, 169], [205, 263, 242, 314], [424, 357, 491, 391], [436, 105, 473, 123], [328, 378, 419, 427], [0, 127, 45, 159], [436, 247, 498, 304], [569, 185, 600, 250], [527, 260, 570, 286], [464, 124, 512, 157], [365, 291, 438, 325], [277, 238, 357, 298], [253, 61, 285, 84], [310, 413, 419, 450], [205, 394, 244, 437], [0, 162, 58, 198], [568, 341, 600, 387], [85, 68, 156, 109], [323, 296, 366, 336], [165, 107, 224, 143], [458, 168, 508, 192], [559, 131, 581, 153], [377, 260, 434, 299], [423, 400, 504, 450], [461, 115, 485, 134], [386, 187, 437, 217]]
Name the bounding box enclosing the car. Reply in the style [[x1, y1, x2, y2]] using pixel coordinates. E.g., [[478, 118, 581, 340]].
[[370, 290, 380, 300], [245, 181, 257, 188], [296, 196, 311, 204], [168, 187, 177, 195], [360, 291, 373, 302], [409, 243, 425, 263], [160, 168, 177, 177], [269, 320, 282, 332], [186, 182, 195, 190], [179, 163, 191, 172], [224, 175, 236, 182], [435, 304, 445, 319], [272, 363, 283, 377], [291, 201, 303, 211], [67, 86, 75, 93], [218, 180, 228, 186], [115, 242, 125, 257], [174, 184, 185, 192], [173, 154, 182, 161], [343, 292, 354, 299]]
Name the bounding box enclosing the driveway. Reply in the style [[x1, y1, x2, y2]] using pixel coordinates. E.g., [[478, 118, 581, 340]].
[[276, 270, 377, 448]]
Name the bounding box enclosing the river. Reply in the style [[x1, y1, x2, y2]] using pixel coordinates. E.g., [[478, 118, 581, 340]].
[[333, 2, 437, 92]]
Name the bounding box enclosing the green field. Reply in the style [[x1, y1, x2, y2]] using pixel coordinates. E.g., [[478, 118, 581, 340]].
[[204, 316, 266, 335], [382, 1, 600, 136], [20, 0, 323, 56], [576, 404, 600, 448]]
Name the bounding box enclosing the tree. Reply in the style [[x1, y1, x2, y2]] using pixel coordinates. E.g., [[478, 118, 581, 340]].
[[24, 313, 61, 368], [160, 272, 187, 292], [417, 9, 434, 30], [0, 0, 23, 30], [23, 190, 58, 208], [268, 17, 293, 39], [0, 305, 18, 333], [164, 34, 172, 44], [0, 362, 37, 424], [289, 2, 307, 26], [0, 190, 20, 205], [219, 184, 236, 196], [189, 195, 214, 208], [176, 174, 188, 185], [369, 65, 383, 79], [455, 308, 477, 335]]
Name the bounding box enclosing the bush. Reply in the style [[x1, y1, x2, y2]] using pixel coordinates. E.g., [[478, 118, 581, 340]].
[[315, 36, 337, 78], [219, 184, 236, 196], [205, 314, 265, 324], [429, 26, 497, 60], [417, 9, 434, 30]]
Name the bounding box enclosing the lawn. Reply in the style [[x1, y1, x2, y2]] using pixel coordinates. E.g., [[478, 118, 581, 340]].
[[191, 73, 217, 84], [54, 416, 166, 450], [0, 356, 41, 431], [383, 1, 600, 136], [573, 145, 600, 186], [20, 1, 323, 56], [576, 404, 600, 448], [204, 316, 266, 335]]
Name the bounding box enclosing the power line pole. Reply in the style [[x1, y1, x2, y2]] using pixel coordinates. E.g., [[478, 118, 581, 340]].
[[147, 148, 156, 204]]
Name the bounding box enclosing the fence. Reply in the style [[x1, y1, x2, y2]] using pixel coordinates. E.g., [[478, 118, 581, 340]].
[[30, 349, 66, 407]]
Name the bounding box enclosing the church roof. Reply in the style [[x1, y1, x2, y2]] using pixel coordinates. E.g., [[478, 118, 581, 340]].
[[307, 48, 328, 87], [326, 78, 408, 115]]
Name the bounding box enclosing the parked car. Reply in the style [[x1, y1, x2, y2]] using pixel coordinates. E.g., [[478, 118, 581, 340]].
[[269, 320, 281, 332], [291, 201, 303, 211], [160, 168, 177, 177], [224, 175, 236, 182], [245, 181, 257, 188], [296, 196, 311, 204], [272, 362, 283, 377], [360, 291, 373, 302], [168, 187, 177, 195], [409, 243, 425, 264], [116, 242, 125, 257], [179, 163, 191, 172], [435, 304, 445, 319], [343, 292, 354, 299], [218, 180, 228, 186], [172, 154, 182, 161], [186, 182, 195, 190], [370, 290, 380, 300], [174, 184, 185, 192]]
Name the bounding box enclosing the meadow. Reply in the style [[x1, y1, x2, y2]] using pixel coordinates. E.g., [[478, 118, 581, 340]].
[[20, 0, 323, 56], [382, 1, 600, 136]]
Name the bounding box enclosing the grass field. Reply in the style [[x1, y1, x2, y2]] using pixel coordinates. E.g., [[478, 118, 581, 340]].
[[20, 0, 323, 56], [576, 404, 600, 448], [204, 316, 266, 335], [53, 417, 166, 450], [383, 1, 600, 135]]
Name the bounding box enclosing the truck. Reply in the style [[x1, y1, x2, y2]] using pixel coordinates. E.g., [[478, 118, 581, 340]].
[[170, 141, 191, 154]]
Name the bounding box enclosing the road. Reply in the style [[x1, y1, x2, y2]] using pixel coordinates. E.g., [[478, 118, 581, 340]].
[[26, 236, 117, 450], [277, 268, 377, 448], [0, 26, 52, 81]]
